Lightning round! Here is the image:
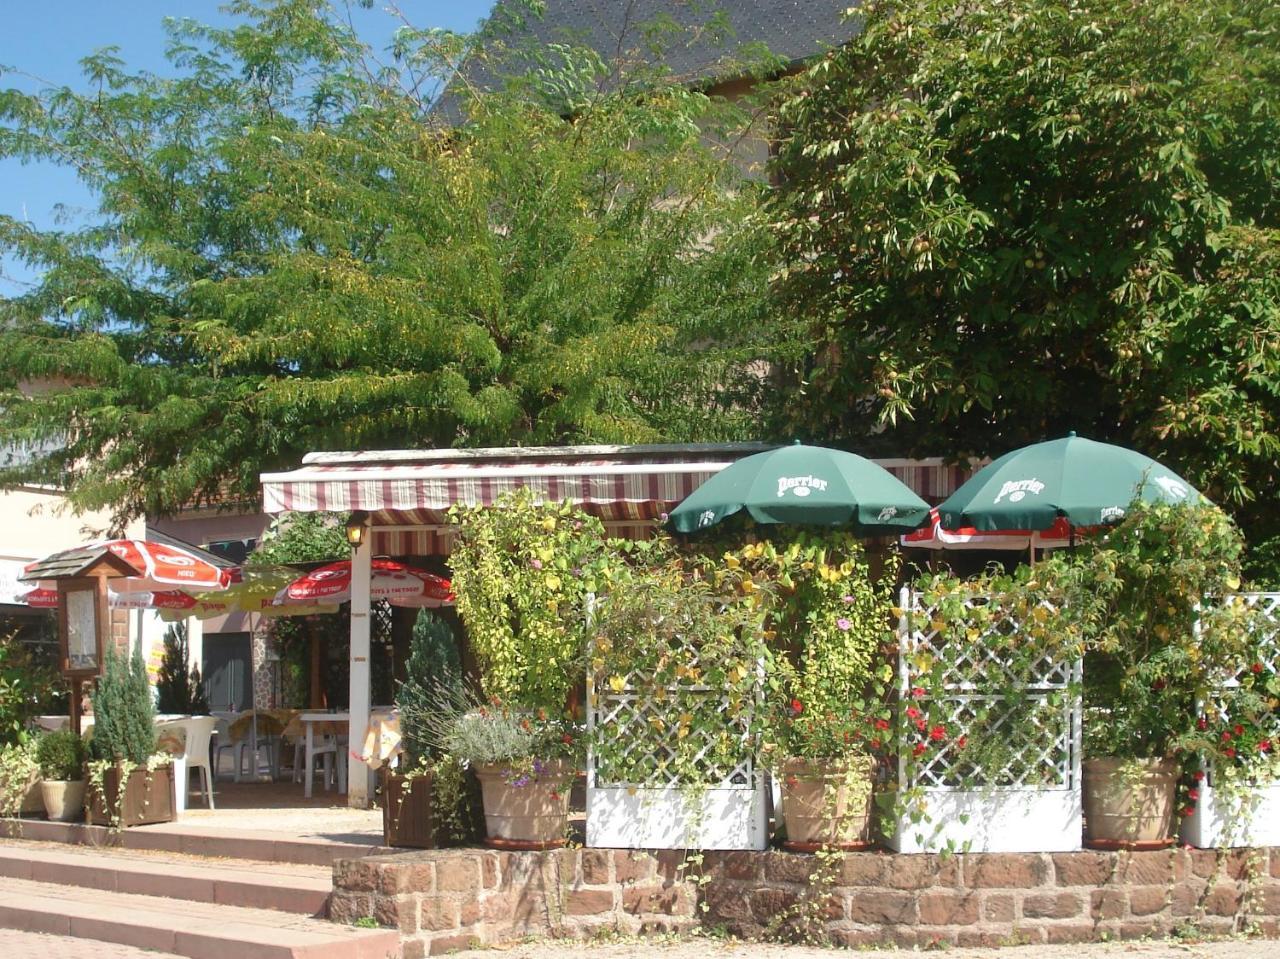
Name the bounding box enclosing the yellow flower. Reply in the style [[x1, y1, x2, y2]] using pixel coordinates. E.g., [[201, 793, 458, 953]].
[[608, 674, 627, 692], [724, 554, 741, 569]]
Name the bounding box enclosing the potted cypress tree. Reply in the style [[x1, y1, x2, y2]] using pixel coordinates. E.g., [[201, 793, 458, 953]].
[[381, 611, 481, 847], [85, 645, 175, 827], [37, 730, 87, 821]]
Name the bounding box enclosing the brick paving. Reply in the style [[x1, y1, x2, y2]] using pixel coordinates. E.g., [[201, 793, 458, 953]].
[[0, 928, 185, 959]]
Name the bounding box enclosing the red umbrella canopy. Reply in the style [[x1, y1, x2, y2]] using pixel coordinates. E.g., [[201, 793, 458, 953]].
[[901, 508, 1083, 551], [280, 558, 453, 608], [18, 587, 199, 611], [25, 539, 238, 593]]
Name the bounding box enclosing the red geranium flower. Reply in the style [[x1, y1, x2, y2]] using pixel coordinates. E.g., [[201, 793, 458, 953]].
[[790, 698, 803, 715], [874, 719, 890, 731], [915, 718, 927, 732], [1182, 806, 1195, 817], [1252, 662, 1265, 674], [912, 742, 926, 757], [1225, 747, 1237, 759], [957, 735, 968, 749], [929, 725, 946, 742], [1193, 770, 1206, 782], [911, 686, 927, 699], [1197, 717, 1208, 730], [1187, 788, 1199, 801], [870, 738, 882, 750], [1233, 724, 1244, 736], [906, 706, 921, 720], [1221, 730, 1233, 742], [1261, 740, 1272, 753]]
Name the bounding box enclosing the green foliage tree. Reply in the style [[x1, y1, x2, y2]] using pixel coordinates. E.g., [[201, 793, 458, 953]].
[[247, 512, 348, 567], [89, 645, 157, 765], [0, 631, 60, 746], [0, 0, 778, 529], [769, 0, 1280, 545], [155, 623, 210, 715]]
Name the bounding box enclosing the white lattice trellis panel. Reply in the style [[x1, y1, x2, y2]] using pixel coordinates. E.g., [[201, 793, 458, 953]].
[[1182, 592, 1280, 848], [887, 586, 1083, 853], [586, 629, 767, 850]]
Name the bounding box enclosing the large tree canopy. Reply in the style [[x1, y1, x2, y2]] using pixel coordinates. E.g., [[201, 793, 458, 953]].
[[770, 0, 1280, 543], [0, 0, 779, 527]]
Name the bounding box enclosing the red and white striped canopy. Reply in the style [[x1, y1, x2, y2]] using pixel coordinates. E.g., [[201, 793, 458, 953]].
[[261, 446, 971, 556]]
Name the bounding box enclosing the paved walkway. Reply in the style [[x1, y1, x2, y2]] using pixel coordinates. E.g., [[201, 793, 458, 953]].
[[0, 929, 184, 959], [444, 936, 1278, 959]]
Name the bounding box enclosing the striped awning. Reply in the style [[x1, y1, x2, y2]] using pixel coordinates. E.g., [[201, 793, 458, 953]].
[[261, 445, 972, 556]]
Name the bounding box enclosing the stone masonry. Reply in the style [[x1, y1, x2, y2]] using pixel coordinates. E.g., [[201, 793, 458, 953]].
[[332, 846, 1280, 956]]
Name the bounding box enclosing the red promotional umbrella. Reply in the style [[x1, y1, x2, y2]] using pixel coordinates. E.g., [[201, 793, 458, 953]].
[[901, 508, 1080, 551], [26, 539, 238, 593], [18, 586, 201, 611], [279, 558, 453, 608]]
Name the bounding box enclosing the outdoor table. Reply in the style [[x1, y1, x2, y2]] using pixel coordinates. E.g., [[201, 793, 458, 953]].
[[297, 709, 397, 799]]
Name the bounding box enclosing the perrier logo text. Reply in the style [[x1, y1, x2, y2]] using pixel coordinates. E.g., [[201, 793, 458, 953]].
[[777, 475, 829, 498]]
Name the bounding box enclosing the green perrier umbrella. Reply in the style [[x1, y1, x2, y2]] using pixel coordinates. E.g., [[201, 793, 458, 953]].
[[937, 433, 1203, 531], [668, 443, 930, 534]]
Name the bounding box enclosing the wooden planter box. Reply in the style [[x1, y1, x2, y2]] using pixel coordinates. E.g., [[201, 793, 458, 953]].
[[86, 764, 176, 827], [382, 769, 438, 848], [380, 768, 483, 848]]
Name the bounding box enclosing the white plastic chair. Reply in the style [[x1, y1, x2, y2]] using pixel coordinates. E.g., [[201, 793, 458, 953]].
[[180, 716, 219, 809], [294, 735, 347, 793]]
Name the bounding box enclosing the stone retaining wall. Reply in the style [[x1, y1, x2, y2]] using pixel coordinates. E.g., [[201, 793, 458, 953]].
[[331, 847, 1280, 957]]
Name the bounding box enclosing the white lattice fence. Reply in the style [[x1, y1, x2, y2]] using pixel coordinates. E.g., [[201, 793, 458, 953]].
[[586, 631, 768, 850], [888, 586, 1083, 853], [1182, 592, 1280, 848]]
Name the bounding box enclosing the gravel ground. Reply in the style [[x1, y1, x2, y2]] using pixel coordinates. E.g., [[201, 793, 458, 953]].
[[441, 935, 1279, 959]]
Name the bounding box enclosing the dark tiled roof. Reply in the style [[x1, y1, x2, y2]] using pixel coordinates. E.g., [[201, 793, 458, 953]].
[[20, 546, 138, 582], [437, 0, 860, 118]]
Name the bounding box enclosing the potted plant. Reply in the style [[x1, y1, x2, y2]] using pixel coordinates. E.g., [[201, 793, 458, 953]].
[[747, 532, 897, 850], [440, 705, 580, 849], [36, 729, 87, 821], [447, 491, 604, 847], [1076, 500, 1270, 848], [380, 611, 482, 848], [85, 645, 175, 828]]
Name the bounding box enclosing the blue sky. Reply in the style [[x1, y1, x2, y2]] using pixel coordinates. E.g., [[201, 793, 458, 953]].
[[0, 1, 494, 294]]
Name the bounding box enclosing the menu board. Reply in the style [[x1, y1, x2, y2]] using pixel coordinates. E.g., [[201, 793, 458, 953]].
[[64, 588, 98, 672]]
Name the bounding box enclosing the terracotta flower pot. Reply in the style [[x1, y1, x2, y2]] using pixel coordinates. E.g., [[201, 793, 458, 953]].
[[1083, 757, 1177, 845], [779, 755, 875, 849], [40, 779, 86, 822], [474, 760, 572, 848]]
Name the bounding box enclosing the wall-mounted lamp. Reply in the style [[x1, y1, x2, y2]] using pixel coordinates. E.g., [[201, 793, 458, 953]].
[[345, 510, 369, 547]]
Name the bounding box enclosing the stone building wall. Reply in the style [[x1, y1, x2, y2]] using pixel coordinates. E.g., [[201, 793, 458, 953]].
[[332, 846, 1280, 957]]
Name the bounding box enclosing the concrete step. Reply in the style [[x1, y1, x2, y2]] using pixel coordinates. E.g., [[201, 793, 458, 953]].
[[2, 817, 391, 867], [0, 875, 400, 959], [0, 842, 333, 916]]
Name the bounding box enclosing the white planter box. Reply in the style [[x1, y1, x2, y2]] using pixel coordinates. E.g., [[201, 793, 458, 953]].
[[1179, 779, 1280, 848], [886, 787, 1082, 853], [586, 781, 769, 850]]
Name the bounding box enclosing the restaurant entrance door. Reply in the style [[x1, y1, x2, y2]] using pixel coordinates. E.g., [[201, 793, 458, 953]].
[[204, 631, 252, 711]]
